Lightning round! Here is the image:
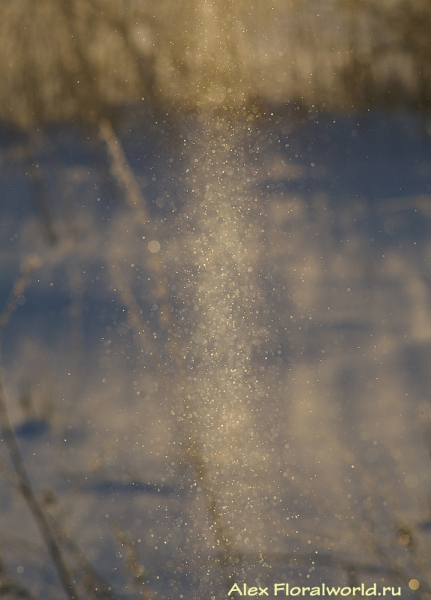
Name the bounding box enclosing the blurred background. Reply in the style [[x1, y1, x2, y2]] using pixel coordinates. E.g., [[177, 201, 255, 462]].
[[1, 0, 431, 126], [1, 1, 431, 599]]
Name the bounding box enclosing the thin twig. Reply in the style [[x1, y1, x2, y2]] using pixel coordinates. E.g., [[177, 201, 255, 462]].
[[0, 256, 41, 338], [99, 119, 176, 326], [0, 454, 21, 486], [0, 555, 42, 600], [285, 453, 431, 596], [109, 522, 155, 600], [56, 531, 117, 600], [0, 260, 79, 600], [25, 155, 58, 245]]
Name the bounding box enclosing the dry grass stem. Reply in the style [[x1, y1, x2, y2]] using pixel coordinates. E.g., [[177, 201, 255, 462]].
[[109, 522, 155, 600], [101, 120, 241, 591], [0, 262, 79, 600]]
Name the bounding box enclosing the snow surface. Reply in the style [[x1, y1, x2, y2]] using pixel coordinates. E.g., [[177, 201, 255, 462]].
[[0, 107, 431, 598]]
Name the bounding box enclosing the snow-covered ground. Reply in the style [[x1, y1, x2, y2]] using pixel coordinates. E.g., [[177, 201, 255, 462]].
[[1, 106, 431, 598]]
